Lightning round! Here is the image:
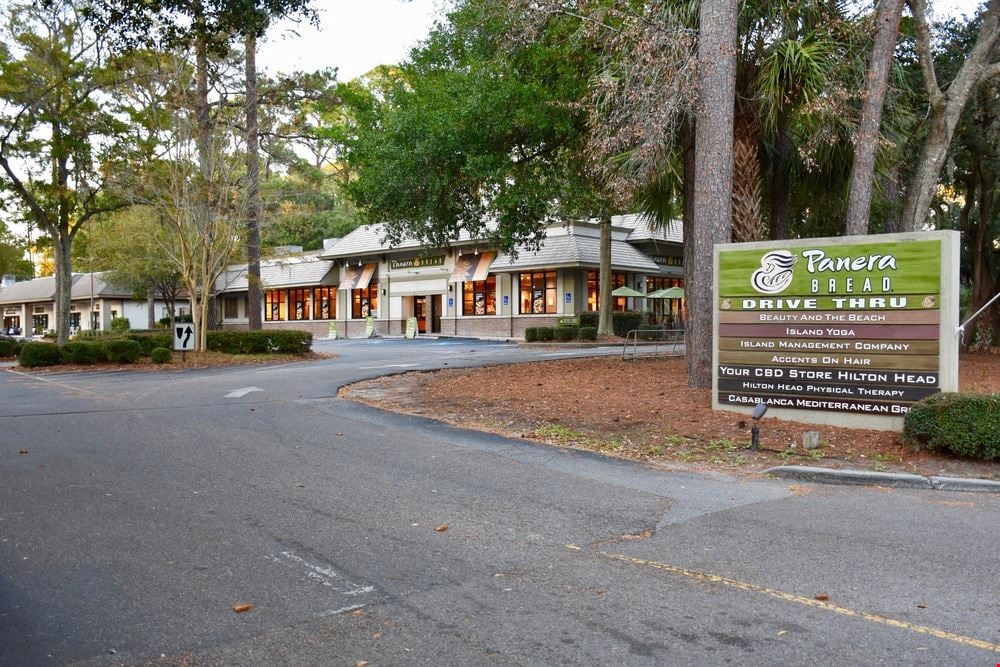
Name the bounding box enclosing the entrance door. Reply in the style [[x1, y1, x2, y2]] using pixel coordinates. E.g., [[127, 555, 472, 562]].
[[3, 316, 20, 335], [415, 296, 427, 334], [430, 295, 442, 333]]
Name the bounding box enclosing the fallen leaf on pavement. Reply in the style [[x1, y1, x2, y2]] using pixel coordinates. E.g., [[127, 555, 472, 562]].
[[355, 661, 370, 667], [18, 449, 28, 454], [231, 604, 253, 613], [814, 594, 829, 602], [372, 630, 384, 640], [434, 524, 449, 532]]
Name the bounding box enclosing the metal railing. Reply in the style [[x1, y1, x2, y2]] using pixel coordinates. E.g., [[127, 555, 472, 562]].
[[622, 328, 685, 360]]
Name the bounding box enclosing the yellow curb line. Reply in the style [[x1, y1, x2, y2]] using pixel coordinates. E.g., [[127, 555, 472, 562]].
[[600, 551, 1000, 654]]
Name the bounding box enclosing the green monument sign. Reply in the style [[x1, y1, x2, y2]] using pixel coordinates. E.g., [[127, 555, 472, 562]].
[[713, 231, 960, 430]]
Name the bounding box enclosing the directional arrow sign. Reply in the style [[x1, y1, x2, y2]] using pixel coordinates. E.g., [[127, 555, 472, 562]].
[[173, 323, 196, 351]]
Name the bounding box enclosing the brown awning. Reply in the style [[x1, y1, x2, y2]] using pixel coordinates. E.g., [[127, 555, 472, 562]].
[[449, 252, 495, 283], [340, 263, 377, 290]]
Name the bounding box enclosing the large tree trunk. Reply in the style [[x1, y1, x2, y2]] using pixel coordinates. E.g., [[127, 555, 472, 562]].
[[900, 0, 1000, 231], [147, 287, 155, 329], [52, 232, 73, 344], [731, 118, 764, 242], [845, 0, 904, 235], [682, 116, 695, 329], [597, 215, 613, 336], [768, 110, 791, 240], [245, 32, 263, 331], [968, 159, 998, 349], [689, 0, 737, 388]]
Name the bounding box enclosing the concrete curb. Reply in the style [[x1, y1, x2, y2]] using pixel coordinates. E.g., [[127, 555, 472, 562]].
[[763, 465, 1000, 493]]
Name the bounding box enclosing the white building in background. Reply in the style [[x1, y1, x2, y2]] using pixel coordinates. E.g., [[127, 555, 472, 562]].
[[0, 272, 186, 336], [215, 214, 686, 339]]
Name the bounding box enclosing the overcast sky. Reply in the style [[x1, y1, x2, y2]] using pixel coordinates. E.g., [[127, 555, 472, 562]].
[[257, 0, 447, 81], [259, 0, 982, 81]]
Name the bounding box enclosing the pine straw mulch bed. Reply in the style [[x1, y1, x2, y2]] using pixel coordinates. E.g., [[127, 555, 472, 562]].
[[342, 349, 1000, 480]]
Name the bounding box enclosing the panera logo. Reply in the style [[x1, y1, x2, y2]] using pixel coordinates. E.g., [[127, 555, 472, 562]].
[[751, 251, 797, 295]]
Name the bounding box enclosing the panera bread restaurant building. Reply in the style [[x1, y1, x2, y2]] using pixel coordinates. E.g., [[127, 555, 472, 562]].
[[217, 214, 685, 339]]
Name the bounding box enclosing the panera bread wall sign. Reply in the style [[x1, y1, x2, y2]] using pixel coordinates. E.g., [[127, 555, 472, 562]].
[[712, 231, 960, 430]]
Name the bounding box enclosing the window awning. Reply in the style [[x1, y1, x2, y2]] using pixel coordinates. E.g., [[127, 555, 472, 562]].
[[449, 252, 495, 283], [340, 263, 377, 290]]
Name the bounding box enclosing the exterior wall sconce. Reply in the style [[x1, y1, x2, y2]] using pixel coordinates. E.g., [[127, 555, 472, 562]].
[[381, 288, 386, 296], [447, 284, 453, 292]]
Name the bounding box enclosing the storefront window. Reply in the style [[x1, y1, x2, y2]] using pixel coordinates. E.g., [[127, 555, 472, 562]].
[[519, 271, 557, 314], [313, 287, 336, 320], [265, 289, 286, 321], [223, 296, 240, 319], [462, 275, 496, 316], [351, 281, 379, 319], [289, 288, 311, 321], [586, 271, 628, 312], [646, 276, 685, 325]]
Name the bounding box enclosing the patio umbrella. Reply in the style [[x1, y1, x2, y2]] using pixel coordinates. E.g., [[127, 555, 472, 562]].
[[647, 287, 685, 299], [610, 286, 646, 298]]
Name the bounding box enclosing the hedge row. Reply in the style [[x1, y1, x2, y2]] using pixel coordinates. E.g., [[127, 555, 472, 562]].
[[903, 393, 1000, 461], [206, 329, 312, 354], [523, 311, 648, 341], [524, 325, 596, 342], [0, 336, 17, 358]]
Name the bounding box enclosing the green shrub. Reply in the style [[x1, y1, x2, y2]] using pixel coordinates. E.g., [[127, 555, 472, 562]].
[[524, 327, 539, 342], [104, 338, 142, 363], [903, 393, 1000, 460], [150, 347, 172, 364], [124, 332, 172, 355], [579, 326, 597, 341], [13, 338, 26, 356], [18, 341, 62, 367], [77, 329, 108, 339], [110, 317, 131, 333], [536, 327, 554, 342], [60, 340, 101, 365], [0, 338, 15, 357], [159, 314, 193, 326], [206, 329, 313, 354], [579, 311, 599, 328], [612, 311, 645, 337], [554, 325, 578, 341]]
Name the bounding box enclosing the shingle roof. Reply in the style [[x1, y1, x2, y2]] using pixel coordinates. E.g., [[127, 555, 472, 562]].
[[612, 213, 683, 243], [216, 251, 335, 292], [494, 235, 660, 273], [320, 223, 484, 258], [0, 272, 131, 304]]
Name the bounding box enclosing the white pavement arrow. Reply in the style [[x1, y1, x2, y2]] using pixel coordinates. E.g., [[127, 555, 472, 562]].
[[225, 386, 263, 398]]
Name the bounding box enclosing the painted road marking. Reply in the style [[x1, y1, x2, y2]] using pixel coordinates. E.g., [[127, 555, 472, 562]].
[[6, 370, 92, 394], [357, 363, 418, 369], [601, 552, 1000, 654], [225, 386, 263, 398], [268, 551, 375, 597]]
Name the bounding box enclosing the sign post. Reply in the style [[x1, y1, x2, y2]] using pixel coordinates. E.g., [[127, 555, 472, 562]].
[[713, 231, 959, 431], [173, 321, 196, 362]]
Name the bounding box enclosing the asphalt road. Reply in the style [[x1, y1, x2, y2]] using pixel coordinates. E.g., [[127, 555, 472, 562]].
[[1, 338, 999, 665]]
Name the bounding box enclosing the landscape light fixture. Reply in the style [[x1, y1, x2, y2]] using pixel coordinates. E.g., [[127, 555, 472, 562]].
[[751, 402, 767, 452]]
